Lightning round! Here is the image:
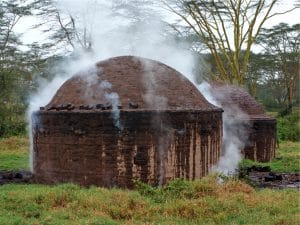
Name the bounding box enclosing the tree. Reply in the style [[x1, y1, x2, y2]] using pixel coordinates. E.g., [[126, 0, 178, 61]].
[[245, 52, 265, 97], [164, 0, 297, 85], [247, 52, 288, 107], [0, 0, 53, 136], [0, 0, 33, 102], [32, 0, 160, 54], [257, 23, 300, 110], [0, 0, 34, 135], [31, 0, 89, 52]]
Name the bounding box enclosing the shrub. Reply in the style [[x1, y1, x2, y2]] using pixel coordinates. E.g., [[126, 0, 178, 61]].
[[0, 103, 27, 138], [276, 109, 300, 141]]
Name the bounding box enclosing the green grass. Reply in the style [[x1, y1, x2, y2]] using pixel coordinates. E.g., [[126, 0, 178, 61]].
[[0, 136, 29, 170], [240, 141, 300, 173], [0, 177, 299, 225]]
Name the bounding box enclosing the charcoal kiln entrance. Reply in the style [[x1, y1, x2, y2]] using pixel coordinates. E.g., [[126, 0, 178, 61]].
[[32, 56, 223, 188]]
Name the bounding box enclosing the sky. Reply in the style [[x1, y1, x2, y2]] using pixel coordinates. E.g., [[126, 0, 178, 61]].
[[14, 0, 300, 50], [262, 0, 300, 27]]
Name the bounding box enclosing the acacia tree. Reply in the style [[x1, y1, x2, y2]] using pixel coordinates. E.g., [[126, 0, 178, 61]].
[[257, 23, 300, 110], [164, 0, 296, 85]]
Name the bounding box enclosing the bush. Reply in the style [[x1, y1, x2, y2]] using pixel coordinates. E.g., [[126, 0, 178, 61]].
[[0, 121, 27, 137], [135, 179, 196, 203], [276, 108, 300, 141], [0, 103, 27, 137]]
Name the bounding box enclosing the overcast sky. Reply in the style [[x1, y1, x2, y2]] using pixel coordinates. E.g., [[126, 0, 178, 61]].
[[14, 0, 300, 49]]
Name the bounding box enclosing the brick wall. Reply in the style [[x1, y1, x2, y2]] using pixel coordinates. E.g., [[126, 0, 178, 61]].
[[32, 110, 222, 188], [243, 118, 276, 162]]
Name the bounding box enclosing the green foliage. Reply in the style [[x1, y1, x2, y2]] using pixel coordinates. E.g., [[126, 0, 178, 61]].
[[135, 178, 196, 203], [277, 108, 300, 141], [0, 0, 63, 138], [255, 23, 300, 108], [239, 141, 300, 173], [0, 103, 27, 137]]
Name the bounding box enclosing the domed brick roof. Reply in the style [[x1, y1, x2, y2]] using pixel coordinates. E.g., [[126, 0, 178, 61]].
[[210, 82, 273, 119], [46, 56, 220, 111]]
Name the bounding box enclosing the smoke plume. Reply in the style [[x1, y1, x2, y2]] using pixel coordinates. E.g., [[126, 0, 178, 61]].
[[28, 0, 196, 112], [198, 82, 250, 174], [77, 65, 123, 130]]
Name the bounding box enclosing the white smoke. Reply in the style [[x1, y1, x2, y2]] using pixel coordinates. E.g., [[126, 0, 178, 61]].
[[139, 58, 173, 185], [104, 92, 123, 130], [28, 0, 196, 114], [78, 66, 100, 87], [100, 80, 112, 89], [77, 65, 123, 130], [54, 0, 196, 78], [140, 59, 168, 109], [198, 82, 249, 174], [27, 62, 75, 172]]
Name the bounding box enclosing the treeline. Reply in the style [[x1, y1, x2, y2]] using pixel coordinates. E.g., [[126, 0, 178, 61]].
[[0, 0, 299, 137], [0, 0, 38, 136]]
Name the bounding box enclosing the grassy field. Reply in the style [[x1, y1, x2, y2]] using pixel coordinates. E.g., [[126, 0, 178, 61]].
[[0, 136, 299, 224], [0, 177, 299, 225], [0, 136, 29, 171]]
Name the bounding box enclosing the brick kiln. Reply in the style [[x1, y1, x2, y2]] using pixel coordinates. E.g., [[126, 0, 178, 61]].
[[32, 56, 223, 188], [209, 82, 276, 162]]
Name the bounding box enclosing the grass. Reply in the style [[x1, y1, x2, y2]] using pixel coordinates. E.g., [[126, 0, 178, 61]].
[[240, 141, 300, 173], [0, 136, 29, 171], [0, 177, 299, 225]]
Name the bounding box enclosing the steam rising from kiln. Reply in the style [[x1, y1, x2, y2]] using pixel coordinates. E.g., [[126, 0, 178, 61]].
[[27, 0, 196, 121], [198, 82, 250, 174], [27, 0, 248, 175], [141, 60, 168, 109], [140, 59, 172, 185], [78, 66, 123, 130]]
